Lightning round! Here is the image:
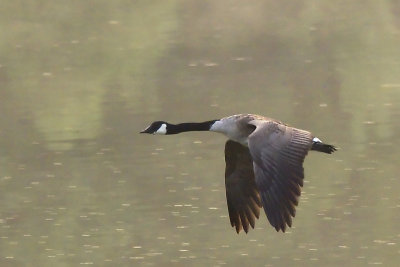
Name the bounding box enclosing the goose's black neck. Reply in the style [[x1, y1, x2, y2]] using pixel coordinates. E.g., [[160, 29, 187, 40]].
[[166, 120, 217, 135]]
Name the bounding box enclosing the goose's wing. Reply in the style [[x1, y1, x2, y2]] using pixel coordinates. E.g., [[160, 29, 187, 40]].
[[224, 140, 262, 233], [247, 120, 313, 232]]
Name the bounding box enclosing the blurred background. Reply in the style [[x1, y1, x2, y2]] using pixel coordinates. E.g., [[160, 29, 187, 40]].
[[1, 0, 400, 266]]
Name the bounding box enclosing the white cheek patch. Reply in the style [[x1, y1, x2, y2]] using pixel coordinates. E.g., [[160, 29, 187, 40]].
[[155, 123, 167, 135], [313, 137, 322, 143]]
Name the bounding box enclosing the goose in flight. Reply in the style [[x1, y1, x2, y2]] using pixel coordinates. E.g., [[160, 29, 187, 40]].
[[140, 114, 336, 233]]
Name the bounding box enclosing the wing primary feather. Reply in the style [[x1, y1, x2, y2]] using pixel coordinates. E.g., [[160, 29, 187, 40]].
[[249, 197, 261, 218], [244, 205, 256, 229], [248, 120, 314, 232], [224, 140, 261, 233], [239, 210, 249, 233]]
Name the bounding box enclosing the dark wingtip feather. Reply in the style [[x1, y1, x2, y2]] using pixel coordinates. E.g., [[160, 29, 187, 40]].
[[239, 211, 249, 233], [235, 223, 242, 233]]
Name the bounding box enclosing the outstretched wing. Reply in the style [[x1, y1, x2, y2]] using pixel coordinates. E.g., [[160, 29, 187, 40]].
[[248, 120, 313, 232], [224, 140, 262, 233]]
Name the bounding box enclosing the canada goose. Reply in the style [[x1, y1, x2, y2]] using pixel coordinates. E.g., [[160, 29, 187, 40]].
[[140, 114, 336, 233]]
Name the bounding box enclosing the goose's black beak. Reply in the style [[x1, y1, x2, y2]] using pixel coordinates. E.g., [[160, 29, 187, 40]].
[[140, 128, 151, 134]]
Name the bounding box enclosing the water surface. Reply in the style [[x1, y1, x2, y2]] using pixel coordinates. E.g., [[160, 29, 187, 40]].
[[1, 1, 400, 266]]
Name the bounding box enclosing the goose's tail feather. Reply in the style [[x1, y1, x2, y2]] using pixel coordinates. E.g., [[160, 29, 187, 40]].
[[311, 141, 337, 154]]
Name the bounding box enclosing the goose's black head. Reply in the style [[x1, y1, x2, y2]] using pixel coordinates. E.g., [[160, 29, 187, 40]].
[[140, 121, 169, 135]]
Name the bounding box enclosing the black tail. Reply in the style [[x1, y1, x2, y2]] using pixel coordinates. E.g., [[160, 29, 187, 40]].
[[311, 142, 337, 154]]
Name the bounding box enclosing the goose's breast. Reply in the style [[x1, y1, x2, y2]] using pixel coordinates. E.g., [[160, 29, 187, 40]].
[[210, 119, 250, 146]]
